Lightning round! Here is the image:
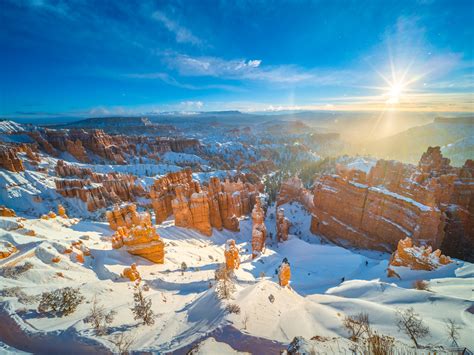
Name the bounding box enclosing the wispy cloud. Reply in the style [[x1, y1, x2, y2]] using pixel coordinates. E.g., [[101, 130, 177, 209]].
[[153, 10, 202, 46]]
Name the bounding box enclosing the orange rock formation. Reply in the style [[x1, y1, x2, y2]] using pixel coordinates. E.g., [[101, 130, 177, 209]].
[[251, 198, 267, 259], [122, 263, 141, 281], [388, 237, 451, 272], [57, 204, 67, 218], [114, 225, 165, 263], [224, 239, 240, 271], [278, 258, 291, 287], [106, 203, 151, 231]]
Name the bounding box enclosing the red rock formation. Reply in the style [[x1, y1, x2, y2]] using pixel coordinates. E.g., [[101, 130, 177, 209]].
[[276, 208, 291, 243], [309, 147, 472, 257], [122, 263, 141, 281], [65, 139, 89, 162], [0, 145, 24, 172], [224, 239, 240, 271], [55, 179, 109, 211], [278, 258, 291, 287], [0, 206, 16, 217], [251, 198, 267, 258], [388, 237, 451, 272]]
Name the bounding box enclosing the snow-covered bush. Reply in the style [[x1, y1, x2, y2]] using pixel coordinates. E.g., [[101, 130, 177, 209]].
[[131, 286, 155, 326], [1, 262, 33, 279], [84, 297, 116, 335], [38, 287, 84, 316], [0, 286, 39, 304]]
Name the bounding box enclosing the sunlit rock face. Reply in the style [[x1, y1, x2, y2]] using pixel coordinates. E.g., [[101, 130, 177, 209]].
[[309, 147, 473, 260], [0, 145, 24, 172], [189, 192, 212, 236], [276, 208, 291, 243], [278, 258, 291, 287], [251, 198, 267, 259], [224, 239, 240, 271], [388, 237, 451, 272]]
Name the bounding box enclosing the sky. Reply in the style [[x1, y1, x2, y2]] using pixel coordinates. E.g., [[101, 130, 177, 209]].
[[0, 0, 473, 119]]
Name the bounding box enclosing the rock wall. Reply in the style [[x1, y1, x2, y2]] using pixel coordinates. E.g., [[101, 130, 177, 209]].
[[308, 147, 473, 259]]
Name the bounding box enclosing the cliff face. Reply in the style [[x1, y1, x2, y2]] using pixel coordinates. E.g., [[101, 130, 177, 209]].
[[277, 176, 314, 211], [279, 147, 472, 260]]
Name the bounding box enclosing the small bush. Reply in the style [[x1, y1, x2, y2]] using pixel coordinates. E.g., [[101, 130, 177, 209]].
[[226, 303, 241, 314], [38, 287, 84, 316], [413, 280, 430, 291], [214, 264, 235, 300], [268, 294, 275, 303], [1, 262, 33, 279]]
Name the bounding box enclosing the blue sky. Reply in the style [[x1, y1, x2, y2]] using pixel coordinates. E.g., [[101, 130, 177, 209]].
[[1, 0, 473, 118]]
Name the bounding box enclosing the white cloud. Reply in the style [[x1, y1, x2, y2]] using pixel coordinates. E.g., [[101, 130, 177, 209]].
[[153, 11, 202, 46], [180, 100, 204, 109]]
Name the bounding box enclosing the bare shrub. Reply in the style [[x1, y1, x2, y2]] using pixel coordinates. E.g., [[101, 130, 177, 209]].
[[181, 262, 188, 276], [109, 332, 134, 354], [365, 332, 395, 355], [214, 264, 235, 300], [0, 287, 39, 304], [1, 262, 33, 279], [396, 307, 430, 348], [413, 280, 431, 291], [225, 303, 241, 314], [84, 297, 116, 335], [131, 285, 155, 326], [343, 312, 371, 341], [444, 318, 461, 346], [242, 312, 249, 330], [38, 287, 84, 316]]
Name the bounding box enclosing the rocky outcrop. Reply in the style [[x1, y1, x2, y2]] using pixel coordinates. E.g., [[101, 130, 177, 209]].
[[251, 198, 267, 259], [309, 147, 473, 258], [224, 239, 240, 271], [278, 258, 291, 287], [388, 237, 451, 272], [0, 145, 24, 172], [0, 206, 16, 217], [276, 208, 291, 243], [55, 179, 109, 211], [122, 263, 141, 281]]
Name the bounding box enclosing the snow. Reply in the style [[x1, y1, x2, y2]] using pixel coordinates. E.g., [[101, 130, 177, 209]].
[[369, 186, 435, 212], [189, 337, 248, 354], [0, 120, 25, 133]]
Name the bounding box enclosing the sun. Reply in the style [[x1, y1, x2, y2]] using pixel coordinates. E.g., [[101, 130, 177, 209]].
[[386, 82, 406, 104]]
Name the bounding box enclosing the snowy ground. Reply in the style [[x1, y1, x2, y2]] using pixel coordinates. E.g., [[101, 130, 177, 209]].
[[0, 201, 473, 353]]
